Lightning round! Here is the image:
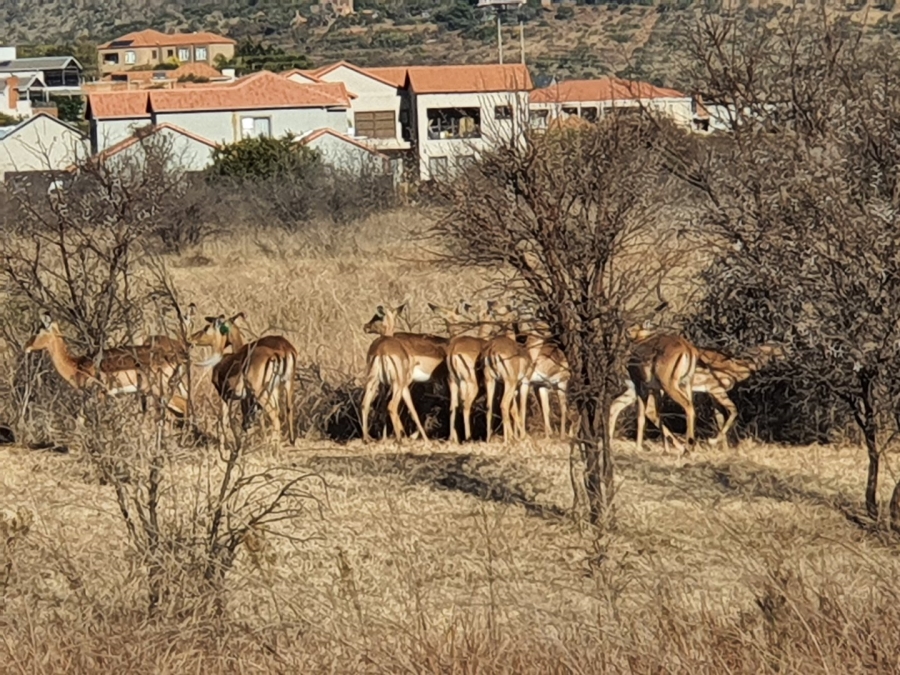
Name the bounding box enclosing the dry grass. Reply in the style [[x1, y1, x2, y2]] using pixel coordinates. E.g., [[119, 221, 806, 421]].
[[1, 209, 899, 674]]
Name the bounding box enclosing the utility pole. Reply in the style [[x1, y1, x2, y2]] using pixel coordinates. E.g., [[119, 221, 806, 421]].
[[477, 0, 526, 65]]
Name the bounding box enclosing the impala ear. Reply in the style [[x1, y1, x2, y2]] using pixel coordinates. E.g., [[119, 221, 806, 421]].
[[228, 311, 245, 324], [375, 305, 386, 318], [186, 303, 197, 319], [395, 302, 408, 317], [427, 302, 439, 313], [39, 312, 53, 329], [204, 316, 218, 325]]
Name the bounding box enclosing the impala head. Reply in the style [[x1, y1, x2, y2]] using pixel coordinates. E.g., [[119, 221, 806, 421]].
[[627, 320, 657, 342], [24, 313, 61, 354], [364, 303, 407, 336], [190, 314, 231, 349]]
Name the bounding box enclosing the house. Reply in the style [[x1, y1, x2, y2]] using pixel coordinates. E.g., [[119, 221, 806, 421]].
[[85, 71, 352, 153], [307, 61, 410, 152], [0, 47, 84, 105], [282, 69, 322, 86], [298, 127, 392, 177], [90, 123, 218, 174], [97, 29, 236, 76], [0, 76, 31, 118], [0, 112, 87, 182], [404, 63, 532, 181], [529, 77, 704, 131]]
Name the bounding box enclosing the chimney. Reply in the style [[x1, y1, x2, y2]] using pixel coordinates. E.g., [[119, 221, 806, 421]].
[[221, 68, 236, 81], [6, 76, 19, 111]]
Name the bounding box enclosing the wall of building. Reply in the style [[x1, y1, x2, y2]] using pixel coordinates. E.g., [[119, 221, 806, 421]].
[[153, 107, 348, 144], [413, 90, 528, 180], [305, 133, 387, 175], [110, 127, 216, 173], [92, 118, 150, 152], [0, 115, 87, 179], [316, 66, 407, 150], [529, 96, 695, 129]]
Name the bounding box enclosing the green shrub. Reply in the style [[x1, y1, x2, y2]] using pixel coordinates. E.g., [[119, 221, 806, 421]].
[[209, 135, 321, 180]]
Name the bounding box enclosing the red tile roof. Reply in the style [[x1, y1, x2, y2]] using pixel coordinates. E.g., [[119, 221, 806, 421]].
[[406, 64, 532, 94], [312, 61, 402, 89], [147, 71, 352, 113], [364, 67, 409, 88], [86, 91, 150, 120], [281, 68, 322, 83], [104, 62, 224, 83], [298, 128, 387, 157], [99, 29, 235, 49], [531, 78, 686, 104]]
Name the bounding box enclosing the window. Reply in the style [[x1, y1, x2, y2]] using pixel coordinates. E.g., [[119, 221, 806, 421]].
[[429, 156, 448, 180], [111, 74, 128, 82], [124, 50, 136, 65], [530, 109, 549, 129], [241, 116, 272, 139], [426, 107, 481, 140], [561, 106, 579, 118], [45, 71, 63, 87], [102, 53, 120, 64], [581, 106, 599, 122], [166, 49, 174, 58], [355, 110, 396, 139], [494, 105, 512, 120], [178, 47, 191, 62], [195, 46, 208, 61]]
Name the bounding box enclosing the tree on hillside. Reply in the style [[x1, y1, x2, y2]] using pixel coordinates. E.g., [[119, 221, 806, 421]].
[[434, 119, 692, 538], [670, 11, 900, 528]]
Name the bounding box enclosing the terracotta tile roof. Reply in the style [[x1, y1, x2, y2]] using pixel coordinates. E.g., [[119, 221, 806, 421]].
[[298, 128, 387, 157], [364, 67, 409, 88], [147, 71, 352, 112], [281, 68, 322, 83], [99, 29, 235, 49], [86, 91, 150, 120], [406, 64, 532, 94], [312, 61, 402, 89], [530, 78, 687, 104]]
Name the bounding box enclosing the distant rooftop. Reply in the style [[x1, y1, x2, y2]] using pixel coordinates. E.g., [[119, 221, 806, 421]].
[[0, 56, 82, 72], [98, 29, 236, 49]]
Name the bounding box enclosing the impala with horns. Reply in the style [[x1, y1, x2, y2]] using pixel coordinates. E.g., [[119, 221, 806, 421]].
[[607, 323, 699, 454], [480, 304, 533, 443], [428, 300, 497, 443], [24, 313, 188, 418], [189, 313, 297, 446], [361, 303, 449, 442]]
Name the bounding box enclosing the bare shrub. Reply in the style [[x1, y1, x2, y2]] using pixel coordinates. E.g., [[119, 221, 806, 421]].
[[672, 11, 900, 526], [434, 118, 695, 534]]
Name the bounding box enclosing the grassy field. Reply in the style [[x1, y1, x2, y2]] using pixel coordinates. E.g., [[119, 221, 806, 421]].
[[1, 209, 899, 673]]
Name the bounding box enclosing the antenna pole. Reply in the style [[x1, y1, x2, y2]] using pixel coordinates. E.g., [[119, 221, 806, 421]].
[[497, 10, 503, 64], [519, 15, 525, 64]]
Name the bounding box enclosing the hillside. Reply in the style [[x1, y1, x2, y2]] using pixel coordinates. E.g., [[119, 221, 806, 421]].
[[5, 1, 900, 86]]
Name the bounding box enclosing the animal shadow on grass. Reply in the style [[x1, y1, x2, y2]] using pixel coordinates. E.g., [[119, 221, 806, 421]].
[[617, 452, 873, 533], [306, 452, 567, 521]]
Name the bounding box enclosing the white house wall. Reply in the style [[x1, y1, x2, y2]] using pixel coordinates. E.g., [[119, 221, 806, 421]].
[[414, 91, 528, 181], [305, 134, 385, 174], [111, 128, 216, 173], [94, 118, 148, 152], [152, 107, 348, 145], [0, 116, 87, 179], [530, 97, 695, 128], [316, 66, 406, 149]]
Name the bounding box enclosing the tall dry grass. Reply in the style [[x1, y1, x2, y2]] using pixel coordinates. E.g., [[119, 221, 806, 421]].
[[1, 208, 899, 673]]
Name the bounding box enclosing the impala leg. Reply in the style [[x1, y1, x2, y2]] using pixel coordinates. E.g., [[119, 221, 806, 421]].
[[361, 377, 380, 443], [499, 381, 517, 444], [709, 389, 738, 448], [558, 385, 568, 438], [666, 385, 696, 456], [219, 398, 229, 453], [386, 384, 406, 442], [262, 386, 281, 446], [608, 383, 636, 447], [518, 381, 530, 440], [461, 378, 477, 442], [485, 375, 497, 443], [537, 386, 552, 438], [401, 385, 429, 442], [448, 375, 461, 444], [635, 394, 647, 453]]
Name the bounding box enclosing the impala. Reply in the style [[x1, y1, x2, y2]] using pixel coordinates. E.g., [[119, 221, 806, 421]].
[[24, 313, 188, 418], [189, 314, 297, 446], [523, 333, 571, 439], [360, 303, 449, 442], [608, 325, 699, 454], [480, 305, 533, 443], [428, 300, 496, 443]]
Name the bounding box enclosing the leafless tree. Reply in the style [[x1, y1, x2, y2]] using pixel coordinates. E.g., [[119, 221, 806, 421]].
[[671, 10, 900, 527], [433, 117, 694, 535]]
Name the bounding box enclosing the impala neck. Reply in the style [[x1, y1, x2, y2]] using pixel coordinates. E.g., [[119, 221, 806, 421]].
[[43, 333, 84, 388], [227, 324, 247, 351]]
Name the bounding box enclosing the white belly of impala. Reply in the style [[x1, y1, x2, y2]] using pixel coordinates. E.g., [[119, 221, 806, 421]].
[[412, 366, 432, 382]]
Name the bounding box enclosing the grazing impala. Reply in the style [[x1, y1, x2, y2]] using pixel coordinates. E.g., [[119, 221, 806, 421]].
[[189, 314, 297, 446], [481, 305, 533, 443], [608, 325, 699, 454], [24, 313, 188, 418], [428, 300, 496, 443], [523, 333, 571, 438], [360, 304, 449, 442]]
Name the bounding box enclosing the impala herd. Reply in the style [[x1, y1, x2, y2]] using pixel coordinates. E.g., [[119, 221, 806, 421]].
[[20, 299, 785, 454]]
